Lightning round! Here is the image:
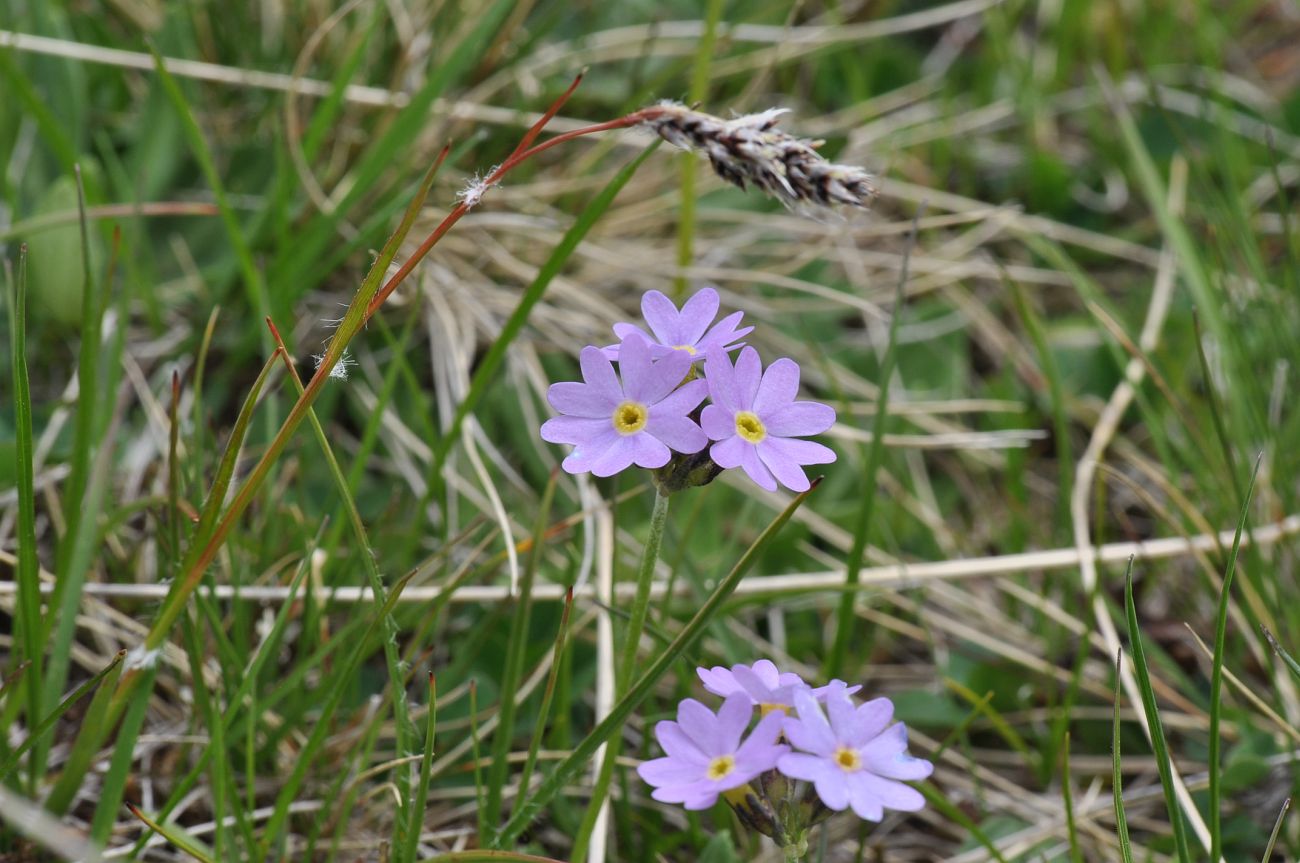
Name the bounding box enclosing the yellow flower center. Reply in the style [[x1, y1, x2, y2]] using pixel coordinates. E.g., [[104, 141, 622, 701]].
[[673, 344, 698, 355], [706, 754, 736, 781], [759, 703, 790, 717], [612, 401, 648, 435], [834, 746, 861, 772], [735, 410, 766, 443]]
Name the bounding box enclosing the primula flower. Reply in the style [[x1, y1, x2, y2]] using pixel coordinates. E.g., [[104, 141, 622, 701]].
[[702, 347, 836, 492], [777, 684, 932, 821], [697, 660, 861, 710], [604, 287, 751, 363], [540, 334, 707, 476], [638, 694, 789, 810]]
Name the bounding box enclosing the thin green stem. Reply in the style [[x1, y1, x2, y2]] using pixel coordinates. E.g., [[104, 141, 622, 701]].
[[569, 488, 670, 862]]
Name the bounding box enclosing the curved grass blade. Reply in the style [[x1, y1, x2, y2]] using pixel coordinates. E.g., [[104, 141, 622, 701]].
[[1208, 455, 1261, 860], [0, 649, 126, 783], [128, 802, 215, 863], [1113, 650, 1134, 863], [1262, 627, 1300, 685], [44, 643, 127, 814], [1124, 559, 1192, 863], [1261, 798, 1290, 863], [494, 479, 820, 848]]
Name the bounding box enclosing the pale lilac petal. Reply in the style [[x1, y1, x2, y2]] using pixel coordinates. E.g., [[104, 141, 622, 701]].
[[579, 346, 622, 403], [675, 780, 728, 810], [784, 689, 836, 755], [626, 433, 672, 470], [640, 291, 684, 345], [810, 680, 863, 701], [700, 404, 734, 440], [756, 441, 811, 493], [655, 721, 708, 764], [611, 322, 655, 345], [652, 378, 708, 417], [776, 752, 825, 783], [697, 311, 752, 353], [844, 771, 886, 821], [851, 698, 895, 746], [731, 665, 777, 703], [697, 666, 744, 699], [588, 436, 641, 477], [856, 772, 927, 812], [676, 699, 724, 756], [765, 436, 837, 467], [644, 414, 707, 454], [764, 402, 836, 437], [633, 350, 692, 405], [753, 357, 800, 415], [739, 444, 777, 491], [676, 287, 720, 346], [539, 415, 608, 446], [750, 660, 782, 690], [558, 427, 621, 473], [547, 382, 615, 418], [616, 333, 655, 401], [715, 694, 752, 753], [825, 688, 858, 739], [709, 436, 747, 470], [704, 350, 740, 412], [811, 768, 851, 811], [733, 347, 763, 409], [776, 671, 807, 689], [637, 756, 704, 788], [860, 725, 933, 781]]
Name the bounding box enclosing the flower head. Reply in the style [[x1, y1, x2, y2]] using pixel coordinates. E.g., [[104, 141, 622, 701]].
[[540, 334, 707, 476], [702, 347, 836, 492], [777, 684, 932, 821], [697, 660, 861, 710], [604, 287, 751, 364], [637, 694, 789, 810]]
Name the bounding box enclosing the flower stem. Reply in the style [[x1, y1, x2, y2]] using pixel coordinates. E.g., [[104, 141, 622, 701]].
[[569, 487, 670, 862]]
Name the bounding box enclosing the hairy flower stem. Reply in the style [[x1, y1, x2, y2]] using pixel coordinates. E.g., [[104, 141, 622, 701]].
[[570, 487, 670, 861]]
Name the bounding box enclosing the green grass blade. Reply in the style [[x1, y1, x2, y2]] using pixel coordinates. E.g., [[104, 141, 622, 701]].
[[672, 0, 724, 298], [90, 663, 156, 845], [1207, 455, 1261, 861], [1261, 798, 1289, 863], [0, 649, 126, 783], [1061, 734, 1083, 863], [1123, 560, 1192, 863], [1262, 627, 1300, 686], [43, 646, 126, 815], [5, 244, 43, 792], [429, 143, 660, 479], [494, 479, 819, 847], [515, 586, 574, 822], [128, 803, 215, 863], [1113, 651, 1134, 863], [401, 673, 438, 863]]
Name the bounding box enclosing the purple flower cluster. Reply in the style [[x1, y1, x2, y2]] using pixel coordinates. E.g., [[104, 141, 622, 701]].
[[540, 288, 836, 492], [637, 661, 933, 828]]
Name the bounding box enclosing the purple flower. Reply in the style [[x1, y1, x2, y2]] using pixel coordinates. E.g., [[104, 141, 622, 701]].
[[540, 334, 708, 476], [604, 287, 752, 363], [637, 694, 789, 810], [697, 660, 862, 710], [777, 684, 932, 821], [701, 347, 836, 492]]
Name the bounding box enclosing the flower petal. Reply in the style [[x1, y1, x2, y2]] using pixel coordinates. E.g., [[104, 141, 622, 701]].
[[676, 287, 720, 346], [756, 440, 811, 492], [861, 724, 933, 781], [626, 433, 672, 471], [697, 311, 752, 354], [764, 402, 836, 437], [783, 688, 837, 755], [844, 771, 886, 821], [676, 699, 724, 756], [753, 357, 800, 415], [735, 712, 788, 775], [645, 414, 707, 454], [749, 660, 782, 690], [709, 436, 748, 470], [641, 290, 684, 346], [579, 345, 623, 404], [704, 350, 740, 412], [588, 436, 641, 476], [740, 444, 778, 491], [825, 686, 858, 739], [852, 697, 895, 745], [547, 382, 615, 418], [652, 378, 708, 417], [732, 665, 777, 703], [655, 721, 708, 764], [539, 415, 609, 446], [700, 404, 734, 440], [697, 666, 745, 699], [637, 755, 704, 788], [856, 771, 927, 813], [715, 693, 752, 753], [733, 347, 763, 410]]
